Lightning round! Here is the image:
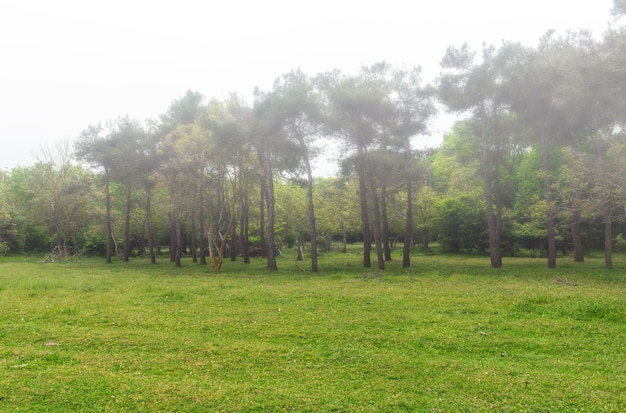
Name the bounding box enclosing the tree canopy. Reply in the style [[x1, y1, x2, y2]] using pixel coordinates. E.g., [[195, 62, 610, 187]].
[[3, 9, 626, 271]]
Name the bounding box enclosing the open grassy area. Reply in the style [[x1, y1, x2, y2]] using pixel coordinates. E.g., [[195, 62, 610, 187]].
[[1, 250, 625, 412]]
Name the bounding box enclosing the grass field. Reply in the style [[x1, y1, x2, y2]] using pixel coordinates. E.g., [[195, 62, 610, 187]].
[[1, 249, 625, 412]]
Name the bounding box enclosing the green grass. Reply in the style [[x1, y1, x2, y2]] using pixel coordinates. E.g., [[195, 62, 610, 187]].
[[1, 250, 625, 412]]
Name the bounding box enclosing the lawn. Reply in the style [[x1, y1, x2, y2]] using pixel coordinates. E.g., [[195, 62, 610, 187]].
[[1, 250, 625, 412]]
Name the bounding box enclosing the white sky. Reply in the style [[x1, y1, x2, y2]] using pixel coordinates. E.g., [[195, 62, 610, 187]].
[[0, 0, 616, 171]]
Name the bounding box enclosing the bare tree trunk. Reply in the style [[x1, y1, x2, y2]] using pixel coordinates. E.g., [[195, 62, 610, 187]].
[[174, 215, 182, 267], [300, 141, 318, 273], [104, 169, 114, 264], [571, 209, 584, 262], [190, 209, 197, 263], [145, 183, 156, 264], [55, 222, 66, 257], [367, 170, 385, 270], [493, 124, 504, 268], [341, 218, 348, 254], [403, 177, 413, 268], [199, 183, 207, 266], [604, 209, 613, 270], [230, 215, 238, 262], [541, 130, 557, 269], [482, 114, 502, 269], [259, 178, 267, 258], [260, 141, 277, 271], [169, 216, 177, 262], [357, 147, 371, 268], [123, 185, 132, 262], [381, 184, 392, 262], [240, 194, 250, 264]]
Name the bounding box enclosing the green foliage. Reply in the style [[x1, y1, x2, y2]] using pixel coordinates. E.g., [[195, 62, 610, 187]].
[[0, 173, 19, 253], [436, 195, 488, 253], [314, 177, 361, 238], [6, 34, 626, 269], [511, 198, 548, 256], [274, 179, 307, 246], [615, 233, 626, 252], [430, 122, 481, 196], [3, 162, 97, 254]]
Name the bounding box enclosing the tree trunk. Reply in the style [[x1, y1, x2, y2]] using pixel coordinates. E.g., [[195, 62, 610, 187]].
[[199, 183, 207, 265], [174, 215, 182, 267], [357, 147, 371, 268], [123, 184, 132, 262], [169, 215, 177, 262], [482, 114, 502, 269], [230, 215, 238, 262], [104, 169, 113, 264], [604, 209, 613, 270], [240, 194, 250, 264], [300, 141, 318, 273], [259, 178, 267, 258], [340, 215, 347, 253], [260, 141, 277, 271], [55, 221, 65, 257], [492, 120, 504, 268], [403, 177, 413, 268], [381, 184, 392, 262], [297, 242, 304, 261], [541, 130, 557, 268], [190, 209, 197, 263], [145, 183, 156, 264], [367, 169, 385, 270], [571, 209, 584, 262]]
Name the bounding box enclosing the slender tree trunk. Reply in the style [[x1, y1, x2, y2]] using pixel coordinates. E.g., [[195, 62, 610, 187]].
[[169, 180, 177, 263], [190, 209, 197, 263], [297, 242, 304, 261], [541, 130, 557, 268], [230, 214, 238, 262], [145, 183, 156, 264], [230, 170, 240, 263], [104, 169, 113, 264], [260, 141, 277, 271], [482, 115, 502, 269], [571, 209, 584, 262], [55, 220, 65, 257], [604, 209, 613, 270], [341, 228, 348, 253], [210, 195, 236, 270], [492, 116, 504, 268], [357, 147, 371, 268], [403, 177, 413, 268], [122, 184, 132, 262], [367, 169, 385, 270], [300, 142, 318, 273], [381, 184, 392, 262], [169, 216, 177, 262], [174, 214, 182, 267], [199, 183, 207, 266], [240, 194, 250, 264], [170, 177, 183, 267], [259, 178, 267, 258]]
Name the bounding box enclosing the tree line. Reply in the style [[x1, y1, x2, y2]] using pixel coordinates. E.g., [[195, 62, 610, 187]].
[[2, 6, 626, 270]]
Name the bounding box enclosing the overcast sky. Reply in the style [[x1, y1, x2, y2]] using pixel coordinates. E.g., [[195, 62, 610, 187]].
[[0, 0, 616, 170]]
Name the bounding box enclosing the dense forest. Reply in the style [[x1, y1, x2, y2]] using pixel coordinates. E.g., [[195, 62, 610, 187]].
[[2, 6, 626, 271]]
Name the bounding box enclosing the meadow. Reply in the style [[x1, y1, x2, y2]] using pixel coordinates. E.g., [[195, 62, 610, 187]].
[[1, 249, 625, 412]]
